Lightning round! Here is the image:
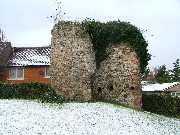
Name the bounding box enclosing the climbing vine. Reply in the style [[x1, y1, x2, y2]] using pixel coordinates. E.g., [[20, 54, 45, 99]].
[[82, 19, 151, 74]]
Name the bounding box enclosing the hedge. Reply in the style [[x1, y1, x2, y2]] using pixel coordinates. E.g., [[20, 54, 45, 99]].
[[0, 82, 64, 104], [142, 93, 180, 118]]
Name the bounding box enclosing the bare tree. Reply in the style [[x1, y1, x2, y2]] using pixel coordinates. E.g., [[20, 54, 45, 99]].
[[47, 0, 66, 24]]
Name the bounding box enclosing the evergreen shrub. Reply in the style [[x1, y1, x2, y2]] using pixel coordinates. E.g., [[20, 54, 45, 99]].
[[82, 19, 151, 74], [142, 93, 180, 118], [0, 82, 64, 104]]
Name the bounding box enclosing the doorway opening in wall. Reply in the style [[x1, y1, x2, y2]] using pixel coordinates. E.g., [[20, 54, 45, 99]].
[[97, 87, 102, 93], [107, 84, 114, 92], [130, 86, 135, 90]]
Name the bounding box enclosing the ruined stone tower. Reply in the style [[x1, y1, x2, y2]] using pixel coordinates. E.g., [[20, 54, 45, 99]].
[[51, 21, 141, 109], [51, 21, 96, 100], [91, 44, 141, 108]]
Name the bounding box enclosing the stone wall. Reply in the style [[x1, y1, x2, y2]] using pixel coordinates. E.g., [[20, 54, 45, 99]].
[[0, 42, 12, 66], [0, 42, 12, 80], [51, 21, 141, 109], [91, 44, 141, 108], [51, 21, 96, 100]]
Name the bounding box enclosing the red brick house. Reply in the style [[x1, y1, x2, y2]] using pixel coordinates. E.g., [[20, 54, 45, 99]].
[[0, 47, 51, 84]]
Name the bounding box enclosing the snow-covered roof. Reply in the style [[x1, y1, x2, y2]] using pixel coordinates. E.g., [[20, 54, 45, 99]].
[[6, 47, 50, 66], [142, 82, 180, 92]]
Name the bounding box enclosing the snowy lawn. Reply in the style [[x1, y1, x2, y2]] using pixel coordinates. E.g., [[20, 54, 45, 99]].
[[0, 100, 180, 135]]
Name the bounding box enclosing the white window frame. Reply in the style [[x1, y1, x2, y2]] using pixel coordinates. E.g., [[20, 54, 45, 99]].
[[44, 66, 51, 78], [171, 92, 180, 97], [9, 67, 24, 80], [176, 93, 180, 97]]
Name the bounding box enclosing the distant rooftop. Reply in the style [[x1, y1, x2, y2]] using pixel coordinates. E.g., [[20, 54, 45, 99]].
[[142, 82, 180, 92], [6, 47, 50, 66]]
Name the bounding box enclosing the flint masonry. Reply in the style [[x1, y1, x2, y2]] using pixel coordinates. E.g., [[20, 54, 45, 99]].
[[51, 21, 141, 109]]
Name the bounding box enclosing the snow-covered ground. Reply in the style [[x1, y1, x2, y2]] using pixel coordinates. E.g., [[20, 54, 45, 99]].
[[0, 100, 180, 135]]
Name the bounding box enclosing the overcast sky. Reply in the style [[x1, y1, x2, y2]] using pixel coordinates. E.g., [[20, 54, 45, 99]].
[[0, 0, 180, 70]]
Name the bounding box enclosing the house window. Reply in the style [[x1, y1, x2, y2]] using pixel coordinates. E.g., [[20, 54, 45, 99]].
[[45, 66, 51, 77], [9, 67, 24, 79], [171, 92, 176, 97], [171, 92, 180, 97], [176, 93, 180, 97]]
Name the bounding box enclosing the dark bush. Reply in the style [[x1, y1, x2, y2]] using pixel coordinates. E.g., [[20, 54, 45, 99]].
[[142, 93, 180, 118], [0, 82, 64, 104], [39, 86, 64, 104]]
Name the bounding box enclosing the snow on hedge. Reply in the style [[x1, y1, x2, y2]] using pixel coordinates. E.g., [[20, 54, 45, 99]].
[[0, 100, 179, 135]]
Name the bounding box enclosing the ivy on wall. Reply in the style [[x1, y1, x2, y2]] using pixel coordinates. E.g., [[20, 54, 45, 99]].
[[82, 19, 151, 74]]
